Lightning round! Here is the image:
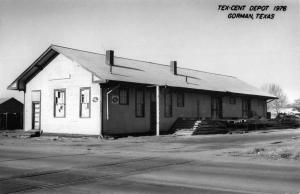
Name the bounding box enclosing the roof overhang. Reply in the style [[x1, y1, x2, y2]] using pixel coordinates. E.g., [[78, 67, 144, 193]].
[[7, 46, 59, 91], [103, 80, 278, 100], [224, 91, 278, 100]]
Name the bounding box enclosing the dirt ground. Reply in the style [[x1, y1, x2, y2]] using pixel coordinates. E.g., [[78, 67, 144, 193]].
[[0, 128, 300, 194]]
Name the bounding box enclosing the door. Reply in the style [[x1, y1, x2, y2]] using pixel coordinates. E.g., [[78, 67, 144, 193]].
[[32, 102, 41, 130], [150, 90, 156, 134], [242, 99, 251, 118], [197, 99, 200, 119], [31, 90, 41, 130], [7, 113, 21, 129], [211, 96, 223, 119], [247, 99, 251, 117]]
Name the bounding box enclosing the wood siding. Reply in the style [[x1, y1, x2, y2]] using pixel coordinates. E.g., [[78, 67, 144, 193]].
[[23, 54, 267, 136], [102, 85, 267, 135], [24, 54, 101, 135]]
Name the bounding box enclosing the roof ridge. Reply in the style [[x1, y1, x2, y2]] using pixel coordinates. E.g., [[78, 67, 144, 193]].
[[51, 44, 235, 78]]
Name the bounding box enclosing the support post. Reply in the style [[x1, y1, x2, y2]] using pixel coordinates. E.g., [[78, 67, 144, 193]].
[[106, 85, 120, 120], [156, 85, 160, 136], [5, 113, 8, 130], [99, 85, 103, 138], [106, 92, 109, 120]]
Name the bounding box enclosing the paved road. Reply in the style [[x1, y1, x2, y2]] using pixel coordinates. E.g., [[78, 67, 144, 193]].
[[0, 130, 300, 194]]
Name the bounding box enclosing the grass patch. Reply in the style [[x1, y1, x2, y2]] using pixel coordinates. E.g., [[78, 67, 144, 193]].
[[247, 147, 265, 154], [232, 139, 300, 161]]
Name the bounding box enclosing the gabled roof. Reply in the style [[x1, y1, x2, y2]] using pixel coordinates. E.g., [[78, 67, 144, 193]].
[[0, 98, 22, 105], [8, 45, 276, 99], [0, 98, 10, 105]]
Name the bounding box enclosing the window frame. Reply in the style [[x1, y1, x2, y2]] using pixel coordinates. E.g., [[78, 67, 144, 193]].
[[135, 88, 145, 117], [177, 92, 185, 107], [164, 89, 173, 117], [79, 87, 91, 118], [54, 88, 66, 118], [119, 87, 129, 105]]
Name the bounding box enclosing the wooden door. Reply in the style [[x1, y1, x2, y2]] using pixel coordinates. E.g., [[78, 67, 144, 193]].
[[211, 97, 223, 119], [150, 90, 156, 134], [197, 99, 200, 119], [32, 102, 41, 130], [242, 99, 251, 118]]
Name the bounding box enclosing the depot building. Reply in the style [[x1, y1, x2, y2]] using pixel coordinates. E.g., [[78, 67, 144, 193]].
[[8, 45, 276, 136]]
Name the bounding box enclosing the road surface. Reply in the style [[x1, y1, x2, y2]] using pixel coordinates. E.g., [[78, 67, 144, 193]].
[[0, 129, 299, 194]]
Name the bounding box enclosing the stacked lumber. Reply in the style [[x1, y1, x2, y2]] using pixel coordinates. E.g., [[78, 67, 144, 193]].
[[171, 116, 300, 136], [170, 118, 199, 132], [192, 120, 228, 135]]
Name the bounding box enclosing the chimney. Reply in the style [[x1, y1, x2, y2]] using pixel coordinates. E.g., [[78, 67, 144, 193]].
[[170, 61, 177, 75], [106, 50, 114, 66]]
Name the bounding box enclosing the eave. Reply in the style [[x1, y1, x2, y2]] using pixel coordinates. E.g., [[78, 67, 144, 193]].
[[7, 46, 59, 91]]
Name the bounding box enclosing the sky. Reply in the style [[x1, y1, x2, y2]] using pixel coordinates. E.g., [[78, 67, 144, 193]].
[[0, 0, 299, 103]]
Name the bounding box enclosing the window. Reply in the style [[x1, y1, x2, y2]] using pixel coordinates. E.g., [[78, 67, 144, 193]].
[[80, 87, 91, 118], [229, 97, 236, 104], [164, 89, 172, 117], [135, 88, 145, 117], [177, 92, 184, 107], [54, 89, 66, 118], [119, 88, 129, 105]]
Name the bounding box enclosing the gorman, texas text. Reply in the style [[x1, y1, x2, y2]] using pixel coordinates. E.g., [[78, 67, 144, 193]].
[[228, 13, 275, 20]]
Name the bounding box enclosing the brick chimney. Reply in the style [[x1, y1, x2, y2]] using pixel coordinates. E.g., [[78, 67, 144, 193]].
[[106, 50, 114, 66], [170, 61, 177, 75]]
